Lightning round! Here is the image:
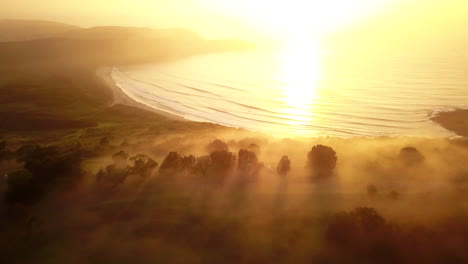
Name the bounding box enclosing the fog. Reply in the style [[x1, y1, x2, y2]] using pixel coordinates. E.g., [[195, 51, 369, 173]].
[[2, 125, 468, 263]]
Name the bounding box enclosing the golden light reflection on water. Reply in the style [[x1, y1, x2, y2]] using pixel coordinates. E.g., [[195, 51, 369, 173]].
[[278, 35, 323, 134]]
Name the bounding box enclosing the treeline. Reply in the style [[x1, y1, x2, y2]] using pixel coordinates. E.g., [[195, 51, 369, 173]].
[[93, 139, 338, 190], [2, 138, 429, 206]]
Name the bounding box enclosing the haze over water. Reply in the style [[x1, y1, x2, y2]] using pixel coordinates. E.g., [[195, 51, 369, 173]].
[[113, 41, 468, 138]]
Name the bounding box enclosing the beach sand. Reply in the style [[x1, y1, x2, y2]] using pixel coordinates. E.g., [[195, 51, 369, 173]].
[[431, 109, 468, 138], [97, 67, 185, 121]]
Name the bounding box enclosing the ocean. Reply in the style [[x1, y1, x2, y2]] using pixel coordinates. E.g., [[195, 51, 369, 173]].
[[112, 45, 468, 138]]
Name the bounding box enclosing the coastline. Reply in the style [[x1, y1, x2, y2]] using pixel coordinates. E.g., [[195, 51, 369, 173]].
[[97, 67, 467, 140], [96, 67, 186, 122], [431, 109, 468, 138]]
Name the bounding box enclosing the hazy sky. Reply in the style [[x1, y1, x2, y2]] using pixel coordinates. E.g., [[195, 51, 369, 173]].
[[1, 0, 467, 42]]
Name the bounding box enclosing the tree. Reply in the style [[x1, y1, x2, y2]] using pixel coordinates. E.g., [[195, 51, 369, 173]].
[[367, 184, 378, 198], [210, 150, 236, 173], [130, 154, 158, 177], [180, 155, 197, 171], [238, 149, 262, 180], [5, 169, 37, 205], [206, 139, 229, 153], [159, 152, 182, 171], [6, 145, 84, 204], [112, 150, 129, 163], [326, 207, 387, 248], [276, 156, 291, 177], [307, 145, 337, 178], [399, 146, 424, 165]]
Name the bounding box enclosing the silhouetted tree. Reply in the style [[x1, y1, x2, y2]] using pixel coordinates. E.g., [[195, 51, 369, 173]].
[[96, 151, 132, 187], [130, 154, 158, 177], [326, 207, 388, 249], [209, 150, 236, 184], [318, 207, 468, 264], [159, 152, 182, 171], [23, 146, 82, 186], [399, 146, 424, 165], [210, 150, 236, 173], [6, 145, 83, 204], [248, 143, 261, 155], [367, 184, 378, 198], [276, 156, 291, 177], [112, 150, 129, 163], [5, 169, 38, 205], [237, 149, 262, 180], [103, 164, 130, 186], [307, 144, 337, 178], [206, 139, 229, 153], [193, 155, 210, 176], [181, 155, 197, 171]]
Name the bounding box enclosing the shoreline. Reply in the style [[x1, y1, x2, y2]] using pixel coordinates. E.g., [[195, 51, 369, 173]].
[[97, 67, 467, 140], [96, 67, 186, 122], [431, 109, 468, 138]]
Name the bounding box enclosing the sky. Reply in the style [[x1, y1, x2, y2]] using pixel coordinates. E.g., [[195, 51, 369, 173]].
[[1, 0, 467, 43]]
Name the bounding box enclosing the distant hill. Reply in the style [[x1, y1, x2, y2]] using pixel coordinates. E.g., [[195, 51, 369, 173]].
[[0, 20, 255, 132], [0, 22, 255, 67], [55, 26, 204, 42], [0, 19, 79, 42]]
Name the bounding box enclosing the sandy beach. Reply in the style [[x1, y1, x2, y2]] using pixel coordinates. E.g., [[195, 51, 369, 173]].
[[431, 109, 468, 138], [97, 67, 186, 121]]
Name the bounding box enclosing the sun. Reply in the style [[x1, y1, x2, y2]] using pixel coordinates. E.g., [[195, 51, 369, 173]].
[[203, 0, 395, 39]]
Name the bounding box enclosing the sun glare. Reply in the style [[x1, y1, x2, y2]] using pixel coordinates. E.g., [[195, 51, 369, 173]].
[[276, 34, 322, 134], [203, 0, 395, 39], [213, 0, 393, 134]]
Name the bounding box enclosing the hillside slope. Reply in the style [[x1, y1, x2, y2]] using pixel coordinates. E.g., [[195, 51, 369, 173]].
[[0, 19, 78, 42]]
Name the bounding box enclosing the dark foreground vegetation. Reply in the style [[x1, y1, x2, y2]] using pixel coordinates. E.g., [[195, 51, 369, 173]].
[[1, 135, 468, 264]]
